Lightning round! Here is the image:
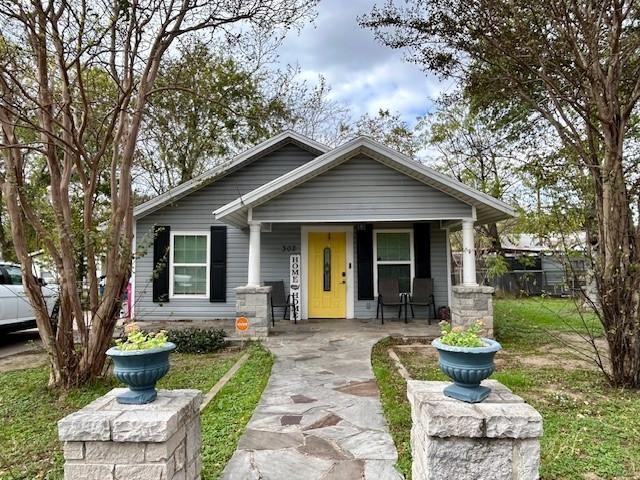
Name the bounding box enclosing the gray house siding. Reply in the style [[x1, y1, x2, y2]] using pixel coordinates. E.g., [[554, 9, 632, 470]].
[[252, 154, 473, 222], [353, 223, 449, 318], [133, 146, 455, 322], [134, 144, 315, 321]]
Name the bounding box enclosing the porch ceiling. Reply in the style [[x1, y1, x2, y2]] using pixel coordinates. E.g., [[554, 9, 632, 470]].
[[213, 136, 516, 229]]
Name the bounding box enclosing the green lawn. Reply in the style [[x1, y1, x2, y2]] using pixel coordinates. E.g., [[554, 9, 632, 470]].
[[373, 298, 640, 480], [494, 296, 602, 350], [201, 344, 273, 478], [0, 344, 273, 480], [372, 337, 413, 479]]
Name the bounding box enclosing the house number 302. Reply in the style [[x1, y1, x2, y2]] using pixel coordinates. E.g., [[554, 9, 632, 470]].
[[282, 245, 297, 252]]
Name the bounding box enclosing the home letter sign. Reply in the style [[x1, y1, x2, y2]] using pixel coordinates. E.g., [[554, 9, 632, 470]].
[[290, 254, 301, 321]]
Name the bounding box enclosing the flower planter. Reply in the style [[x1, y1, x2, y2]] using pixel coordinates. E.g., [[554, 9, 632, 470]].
[[106, 342, 176, 404], [432, 337, 501, 403]]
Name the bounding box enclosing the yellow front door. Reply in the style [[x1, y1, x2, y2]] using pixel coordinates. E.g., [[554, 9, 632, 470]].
[[308, 232, 347, 318]]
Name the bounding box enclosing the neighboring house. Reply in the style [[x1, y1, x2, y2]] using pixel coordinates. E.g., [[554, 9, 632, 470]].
[[452, 233, 589, 296], [132, 131, 515, 325]]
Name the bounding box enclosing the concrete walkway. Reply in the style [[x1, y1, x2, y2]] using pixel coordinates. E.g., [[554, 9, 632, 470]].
[[221, 318, 438, 480]]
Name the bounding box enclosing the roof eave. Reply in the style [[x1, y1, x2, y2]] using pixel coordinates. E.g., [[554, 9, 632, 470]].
[[214, 137, 517, 225], [134, 131, 329, 220]]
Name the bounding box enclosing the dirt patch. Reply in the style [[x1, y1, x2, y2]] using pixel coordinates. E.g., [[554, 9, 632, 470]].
[[392, 339, 601, 372], [0, 351, 48, 373]]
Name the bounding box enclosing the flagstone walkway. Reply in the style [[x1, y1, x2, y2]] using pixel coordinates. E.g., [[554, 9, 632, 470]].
[[221, 318, 438, 480]]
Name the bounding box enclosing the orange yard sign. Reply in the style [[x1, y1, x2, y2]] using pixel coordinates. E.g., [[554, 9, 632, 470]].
[[235, 316, 249, 332]]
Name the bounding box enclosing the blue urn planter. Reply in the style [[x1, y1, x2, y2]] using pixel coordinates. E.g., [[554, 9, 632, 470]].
[[432, 337, 502, 403], [106, 342, 176, 405]]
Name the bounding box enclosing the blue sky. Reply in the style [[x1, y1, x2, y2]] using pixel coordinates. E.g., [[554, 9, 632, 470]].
[[276, 0, 452, 127]]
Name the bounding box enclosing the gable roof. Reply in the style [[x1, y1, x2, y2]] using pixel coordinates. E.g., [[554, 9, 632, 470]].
[[213, 136, 516, 228], [133, 131, 329, 219]]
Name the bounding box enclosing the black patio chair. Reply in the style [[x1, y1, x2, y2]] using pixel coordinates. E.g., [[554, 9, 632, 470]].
[[376, 278, 405, 324], [408, 278, 436, 323], [264, 281, 297, 326]]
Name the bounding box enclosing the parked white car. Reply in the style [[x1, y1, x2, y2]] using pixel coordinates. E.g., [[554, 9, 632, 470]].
[[0, 262, 58, 333]]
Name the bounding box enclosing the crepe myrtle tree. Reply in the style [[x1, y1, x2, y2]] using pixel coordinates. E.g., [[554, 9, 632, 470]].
[[0, 0, 316, 389], [361, 0, 640, 387]]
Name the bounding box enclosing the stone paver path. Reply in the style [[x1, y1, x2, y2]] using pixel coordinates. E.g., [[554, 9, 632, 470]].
[[221, 319, 437, 480]]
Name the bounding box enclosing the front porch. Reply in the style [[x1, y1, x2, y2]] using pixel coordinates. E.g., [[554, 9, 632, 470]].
[[211, 137, 513, 337]]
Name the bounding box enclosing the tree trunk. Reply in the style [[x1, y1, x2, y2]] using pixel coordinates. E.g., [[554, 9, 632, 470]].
[[596, 134, 640, 387]]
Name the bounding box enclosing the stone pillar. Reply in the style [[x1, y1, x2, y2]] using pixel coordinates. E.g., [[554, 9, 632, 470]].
[[234, 285, 271, 337], [451, 285, 495, 336], [58, 389, 202, 480], [247, 221, 262, 287], [408, 380, 542, 480], [461, 218, 477, 286]]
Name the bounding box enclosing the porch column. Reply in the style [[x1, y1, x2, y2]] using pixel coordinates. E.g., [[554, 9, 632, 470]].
[[247, 221, 261, 287], [461, 218, 477, 286]]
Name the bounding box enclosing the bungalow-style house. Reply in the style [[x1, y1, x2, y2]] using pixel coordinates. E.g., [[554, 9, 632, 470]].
[[132, 131, 515, 334]]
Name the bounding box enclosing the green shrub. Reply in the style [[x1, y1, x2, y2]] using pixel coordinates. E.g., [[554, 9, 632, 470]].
[[167, 328, 227, 354]]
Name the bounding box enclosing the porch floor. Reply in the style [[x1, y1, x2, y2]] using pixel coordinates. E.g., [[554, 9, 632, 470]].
[[221, 318, 438, 480], [269, 316, 440, 337]]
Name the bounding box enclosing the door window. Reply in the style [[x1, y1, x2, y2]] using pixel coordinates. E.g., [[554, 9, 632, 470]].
[[323, 247, 331, 291]]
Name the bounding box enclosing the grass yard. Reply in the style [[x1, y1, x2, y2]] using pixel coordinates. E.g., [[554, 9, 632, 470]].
[[494, 296, 602, 350], [0, 343, 273, 480], [373, 298, 640, 480], [200, 344, 273, 479]]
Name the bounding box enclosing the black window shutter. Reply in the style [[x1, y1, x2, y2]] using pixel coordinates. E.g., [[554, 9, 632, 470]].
[[152, 226, 170, 303], [356, 224, 374, 300], [414, 223, 431, 278], [210, 226, 227, 302]]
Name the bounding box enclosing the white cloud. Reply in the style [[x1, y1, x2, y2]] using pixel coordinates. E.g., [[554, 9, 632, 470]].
[[276, 0, 455, 127]]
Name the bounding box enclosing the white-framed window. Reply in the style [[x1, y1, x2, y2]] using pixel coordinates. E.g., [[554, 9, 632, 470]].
[[169, 231, 210, 298], [373, 229, 414, 296]]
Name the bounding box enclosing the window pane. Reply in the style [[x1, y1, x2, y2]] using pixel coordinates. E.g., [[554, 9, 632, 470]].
[[378, 264, 411, 293], [174, 235, 207, 264], [4, 266, 23, 285], [174, 266, 207, 295], [377, 233, 410, 261], [323, 247, 331, 292]]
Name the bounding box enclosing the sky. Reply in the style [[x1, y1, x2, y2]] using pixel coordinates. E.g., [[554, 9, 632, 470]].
[[276, 0, 453, 127]]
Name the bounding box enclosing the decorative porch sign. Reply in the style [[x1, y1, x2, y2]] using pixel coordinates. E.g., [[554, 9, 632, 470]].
[[290, 254, 301, 321]]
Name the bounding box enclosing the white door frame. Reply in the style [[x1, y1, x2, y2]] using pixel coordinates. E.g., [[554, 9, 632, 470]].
[[300, 225, 354, 320]]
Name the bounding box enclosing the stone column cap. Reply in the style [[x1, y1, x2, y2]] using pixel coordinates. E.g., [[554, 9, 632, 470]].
[[234, 285, 272, 294], [58, 389, 202, 443], [407, 380, 542, 439], [452, 285, 495, 294]]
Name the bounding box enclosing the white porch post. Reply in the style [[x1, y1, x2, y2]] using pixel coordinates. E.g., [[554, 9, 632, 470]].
[[247, 221, 262, 286], [462, 218, 477, 286]]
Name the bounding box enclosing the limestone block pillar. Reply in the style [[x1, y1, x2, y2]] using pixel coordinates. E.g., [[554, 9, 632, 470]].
[[58, 389, 202, 480], [451, 285, 495, 336], [408, 380, 542, 480], [234, 285, 271, 337]]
